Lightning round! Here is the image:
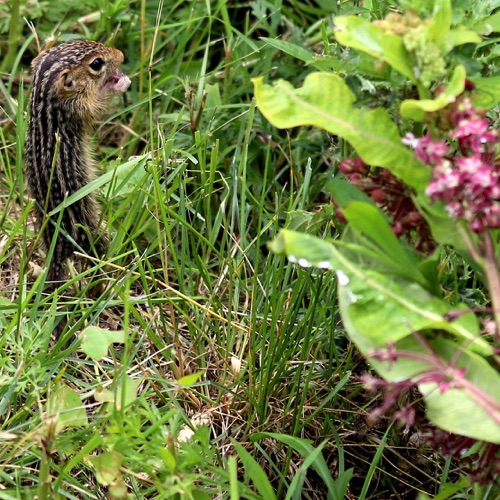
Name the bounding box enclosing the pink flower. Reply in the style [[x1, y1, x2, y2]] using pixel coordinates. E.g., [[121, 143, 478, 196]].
[[411, 133, 450, 165], [405, 97, 500, 234], [455, 155, 483, 174], [451, 117, 489, 138]]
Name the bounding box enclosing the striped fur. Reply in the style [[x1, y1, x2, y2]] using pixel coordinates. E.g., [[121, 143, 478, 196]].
[[25, 40, 129, 284]]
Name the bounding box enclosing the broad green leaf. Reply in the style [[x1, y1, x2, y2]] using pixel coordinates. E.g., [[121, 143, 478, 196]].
[[158, 448, 177, 472], [268, 229, 337, 270], [341, 269, 480, 345], [80, 326, 126, 361], [105, 158, 149, 198], [115, 374, 141, 409], [419, 339, 500, 443], [251, 433, 339, 499], [422, 384, 500, 444], [444, 28, 481, 51], [416, 256, 442, 297], [473, 10, 500, 34], [339, 291, 500, 442], [94, 386, 115, 404], [285, 205, 335, 234], [416, 479, 469, 500], [95, 373, 141, 409], [260, 37, 315, 64], [415, 194, 468, 252], [46, 383, 88, 432], [50, 154, 148, 216], [400, 65, 466, 121], [252, 73, 429, 190], [325, 177, 377, 210], [205, 82, 222, 109], [334, 16, 415, 81], [270, 229, 492, 356], [232, 440, 277, 500], [331, 468, 354, 500], [286, 443, 327, 500]]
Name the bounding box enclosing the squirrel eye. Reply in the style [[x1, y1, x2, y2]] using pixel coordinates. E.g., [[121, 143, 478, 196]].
[[89, 58, 105, 71]]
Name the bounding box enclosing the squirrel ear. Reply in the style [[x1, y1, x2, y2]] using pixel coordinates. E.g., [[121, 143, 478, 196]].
[[62, 71, 75, 90]]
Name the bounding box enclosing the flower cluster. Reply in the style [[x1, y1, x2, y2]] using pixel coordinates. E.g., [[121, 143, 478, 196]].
[[376, 12, 446, 86], [337, 157, 434, 252], [404, 97, 500, 233]]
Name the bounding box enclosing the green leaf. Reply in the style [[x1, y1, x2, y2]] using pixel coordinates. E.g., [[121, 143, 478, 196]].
[[400, 65, 466, 121], [90, 451, 122, 486], [270, 229, 492, 356], [342, 270, 480, 345], [252, 73, 429, 190], [419, 339, 500, 444], [177, 371, 204, 387], [415, 194, 468, 252], [334, 16, 415, 81], [427, 0, 451, 49], [46, 383, 88, 432], [49, 154, 149, 216], [285, 205, 335, 234], [444, 27, 481, 51], [251, 433, 339, 499], [358, 426, 390, 500], [339, 294, 500, 442], [268, 229, 338, 270], [470, 76, 500, 108], [106, 158, 149, 198], [80, 326, 126, 361], [95, 373, 141, 409], [260, 37, 315, 64], [205, 82, 222, 109], [232, 440, 277, 500], [473, 10, 500, 33], [286, 443, 327, 500], [342, 201, 424, 284], [324, 177, 377, 209]]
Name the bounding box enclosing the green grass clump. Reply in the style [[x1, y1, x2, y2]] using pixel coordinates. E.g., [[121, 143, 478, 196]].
[[0, 1, 492, 499]]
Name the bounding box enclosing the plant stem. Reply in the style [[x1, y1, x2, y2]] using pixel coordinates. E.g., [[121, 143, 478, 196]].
[[1, 0, 21, 75], [483, 231, 500, 339]]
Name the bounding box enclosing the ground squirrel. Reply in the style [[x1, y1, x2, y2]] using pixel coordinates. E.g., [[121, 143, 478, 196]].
[[25, 39, 130, 285]]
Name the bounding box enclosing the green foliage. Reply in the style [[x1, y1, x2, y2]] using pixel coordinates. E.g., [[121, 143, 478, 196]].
[[80, 326, 126, 361], [269, 228, 500, 442], [1, 0, 499, 498], [251, 432, 354, 500], [253, 73, 430, 190], [255, 0, 500, 486]]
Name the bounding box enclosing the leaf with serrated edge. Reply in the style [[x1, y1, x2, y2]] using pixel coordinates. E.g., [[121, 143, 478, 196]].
[[253, 73, 429, 190]]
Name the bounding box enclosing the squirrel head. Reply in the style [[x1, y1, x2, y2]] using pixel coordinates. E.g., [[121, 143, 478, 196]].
[[31, 39, 131, 127]]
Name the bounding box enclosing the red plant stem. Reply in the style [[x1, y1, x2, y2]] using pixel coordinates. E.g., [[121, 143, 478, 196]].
[[483, 232, 500, 340], [458, 227, 500, 341], [372, 347, 500, 425]]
